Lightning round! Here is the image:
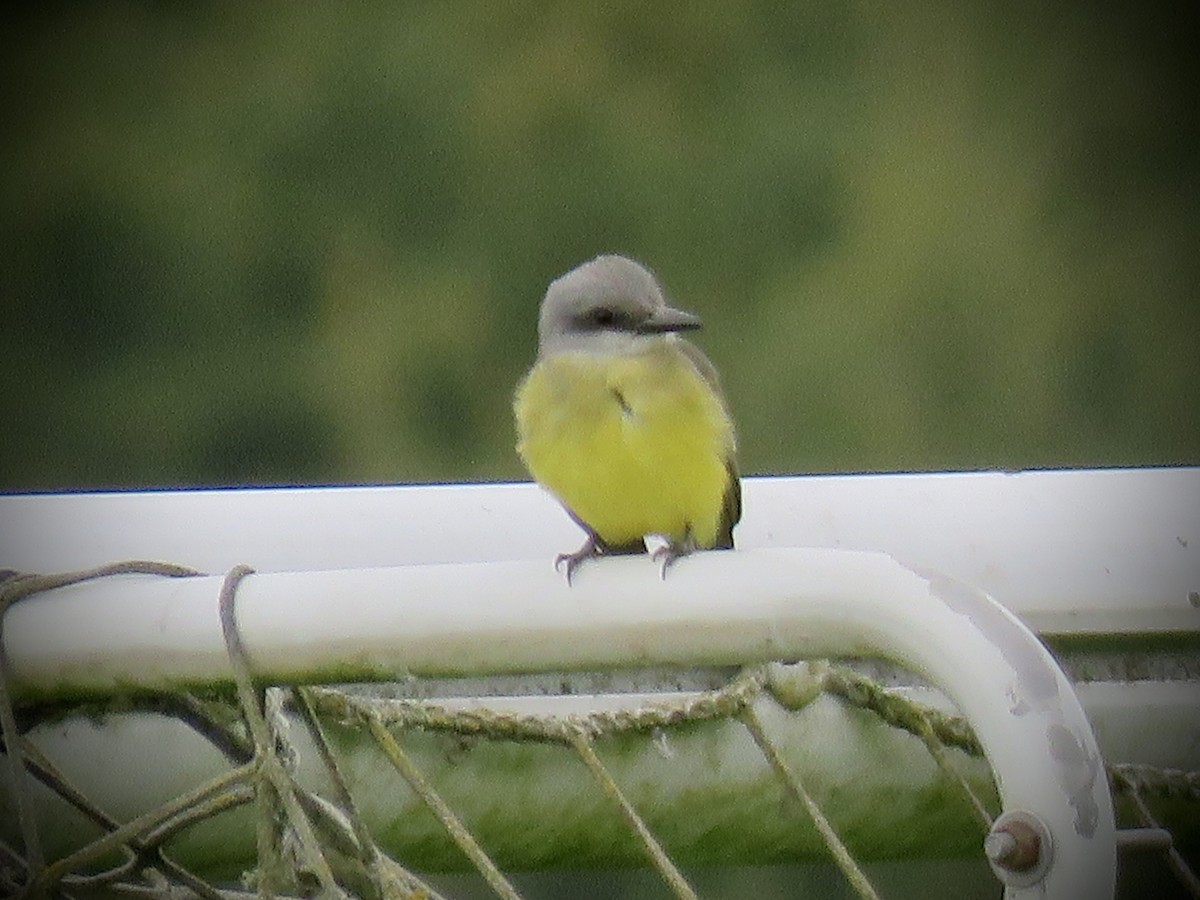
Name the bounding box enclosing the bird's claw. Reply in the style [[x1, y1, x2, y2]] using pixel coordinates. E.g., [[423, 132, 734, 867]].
[[650, 537, 696, 580], [555, 536, 602, 586]]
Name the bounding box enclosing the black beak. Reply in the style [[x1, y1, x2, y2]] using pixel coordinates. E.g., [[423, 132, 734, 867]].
[[638, 306, 702, 334]]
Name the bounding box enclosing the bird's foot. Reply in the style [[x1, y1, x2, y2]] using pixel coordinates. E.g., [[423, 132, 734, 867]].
[[650, 534, 699, 580], [555, 535, 603, 586]]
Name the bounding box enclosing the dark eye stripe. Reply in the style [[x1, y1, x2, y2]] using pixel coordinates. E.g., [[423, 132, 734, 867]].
[[578, 306, 634, 330]]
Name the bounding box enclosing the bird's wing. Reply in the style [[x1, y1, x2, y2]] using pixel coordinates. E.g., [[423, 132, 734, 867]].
[[678, 338, 742, 549], [717, 457, 742, 549]]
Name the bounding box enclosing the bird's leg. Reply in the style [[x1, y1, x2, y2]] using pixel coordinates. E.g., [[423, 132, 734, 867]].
[[650, 529, 699, 579], [555, 533, 603, 586]]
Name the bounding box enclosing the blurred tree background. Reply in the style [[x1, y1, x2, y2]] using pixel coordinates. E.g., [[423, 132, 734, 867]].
[[1, 0, 1196, 492]]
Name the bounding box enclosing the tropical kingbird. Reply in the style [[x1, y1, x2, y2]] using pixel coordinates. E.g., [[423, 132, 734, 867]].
[[514, 254, 740, 581]]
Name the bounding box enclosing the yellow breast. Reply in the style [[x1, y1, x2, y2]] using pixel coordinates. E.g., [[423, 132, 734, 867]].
[[513, 343, 734, 547]]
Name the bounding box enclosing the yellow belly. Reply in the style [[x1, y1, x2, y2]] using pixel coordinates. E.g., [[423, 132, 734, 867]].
[[514, 345, 734, 547]]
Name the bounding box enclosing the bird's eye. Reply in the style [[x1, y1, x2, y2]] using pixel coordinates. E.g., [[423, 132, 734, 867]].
[[590, 308, 618, 327]]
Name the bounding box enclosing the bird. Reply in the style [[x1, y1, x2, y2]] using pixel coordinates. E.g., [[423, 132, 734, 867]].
[[513, 254, 740, 582]]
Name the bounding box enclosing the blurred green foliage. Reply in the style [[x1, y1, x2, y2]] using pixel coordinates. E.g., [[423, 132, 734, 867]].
[[1, 1, 1197, 491]]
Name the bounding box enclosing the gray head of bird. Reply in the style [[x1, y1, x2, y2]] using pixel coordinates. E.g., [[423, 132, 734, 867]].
[[536, 254, 702, 357]]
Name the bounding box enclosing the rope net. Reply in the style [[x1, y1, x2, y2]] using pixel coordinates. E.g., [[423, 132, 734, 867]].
[[1, 563, 1196, 899]]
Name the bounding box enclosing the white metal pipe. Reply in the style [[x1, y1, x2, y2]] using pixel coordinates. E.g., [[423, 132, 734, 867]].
[[3, 468, 1197, 636], [5, 547, 1115, 898]]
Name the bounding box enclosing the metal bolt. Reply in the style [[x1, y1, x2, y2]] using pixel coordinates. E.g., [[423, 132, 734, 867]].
[[985, 818, 1042, 872], [984, 830, 1018, 863], [1116, 827, 1173, 853]]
